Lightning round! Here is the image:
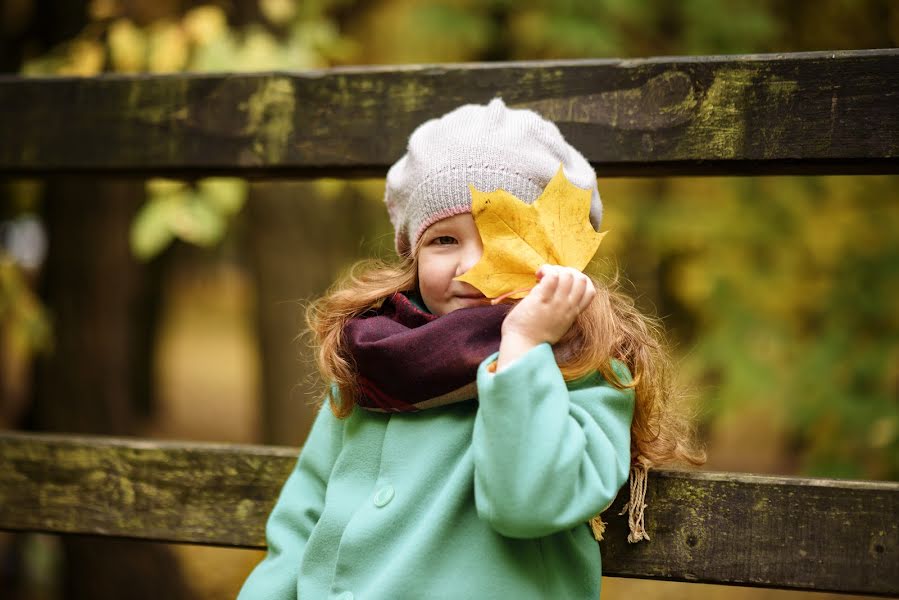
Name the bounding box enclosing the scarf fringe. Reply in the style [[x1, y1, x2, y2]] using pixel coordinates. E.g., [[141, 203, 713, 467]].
[[588, 515, 606, 541], [589, 458, 651, 543]]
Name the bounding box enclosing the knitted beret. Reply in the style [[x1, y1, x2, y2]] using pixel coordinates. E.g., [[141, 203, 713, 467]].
[[384, 97, 603, 257]]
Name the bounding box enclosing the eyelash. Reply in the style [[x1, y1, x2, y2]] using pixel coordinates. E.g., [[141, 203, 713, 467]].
[[432, 235, 457, 245]]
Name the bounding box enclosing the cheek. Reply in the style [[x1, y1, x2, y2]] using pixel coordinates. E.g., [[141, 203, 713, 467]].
[[418, 261, 441, 290], [418, 256, 453, 295]]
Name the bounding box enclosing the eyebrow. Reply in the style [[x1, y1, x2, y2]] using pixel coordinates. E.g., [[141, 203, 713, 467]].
[[425, 224, 456, 237]]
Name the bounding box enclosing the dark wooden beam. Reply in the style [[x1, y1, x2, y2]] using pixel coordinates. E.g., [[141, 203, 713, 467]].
[[600, 469, 898, 596], [1, 49, 897, 178], [1, 432, 896, 595]]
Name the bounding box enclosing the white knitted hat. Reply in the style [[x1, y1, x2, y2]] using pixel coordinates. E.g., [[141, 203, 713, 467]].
[[384, 97, 603, 257]]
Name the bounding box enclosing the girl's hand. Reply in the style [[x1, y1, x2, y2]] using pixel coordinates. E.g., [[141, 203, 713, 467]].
[[495, 265, 595, 371]]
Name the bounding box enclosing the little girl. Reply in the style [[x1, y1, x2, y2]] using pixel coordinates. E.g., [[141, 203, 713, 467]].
[[238, 98, 705, 599]]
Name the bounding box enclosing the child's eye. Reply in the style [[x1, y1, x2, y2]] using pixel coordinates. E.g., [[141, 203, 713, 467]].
[[432, 235, 457, 245]]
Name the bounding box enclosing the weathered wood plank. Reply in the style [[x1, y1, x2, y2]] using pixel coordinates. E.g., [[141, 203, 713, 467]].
[[1, 49, 897, 177], [601, 470, 898, 596], [0, 432, 896, 595], [0, 432, 298, 548]]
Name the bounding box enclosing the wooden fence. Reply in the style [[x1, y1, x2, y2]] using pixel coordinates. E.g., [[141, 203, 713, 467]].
[[1, 48, 897, 596]]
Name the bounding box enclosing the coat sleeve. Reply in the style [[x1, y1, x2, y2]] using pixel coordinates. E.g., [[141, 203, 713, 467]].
[[472, 342, 635, 539], [237, 401, 343, 600]]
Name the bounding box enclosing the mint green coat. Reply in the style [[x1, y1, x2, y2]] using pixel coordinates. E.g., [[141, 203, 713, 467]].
[[238, 343, 634, 600]]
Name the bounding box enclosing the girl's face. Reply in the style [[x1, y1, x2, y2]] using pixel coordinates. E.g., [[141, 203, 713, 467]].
[[416, 213, 486, 316]]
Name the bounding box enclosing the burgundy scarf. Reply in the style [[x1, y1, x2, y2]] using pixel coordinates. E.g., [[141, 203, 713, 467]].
[[342, 292, 513, 412], [344, 292, 649, 545]]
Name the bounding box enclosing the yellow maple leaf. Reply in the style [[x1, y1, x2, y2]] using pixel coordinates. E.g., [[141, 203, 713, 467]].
[[455, 164, 607, 300]]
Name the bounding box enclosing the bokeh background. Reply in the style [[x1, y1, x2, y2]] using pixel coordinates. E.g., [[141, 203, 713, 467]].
[[0, 0, 897, 598]]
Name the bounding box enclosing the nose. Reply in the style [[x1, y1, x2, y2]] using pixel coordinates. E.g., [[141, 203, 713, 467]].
[[456, 239, 483, 276]]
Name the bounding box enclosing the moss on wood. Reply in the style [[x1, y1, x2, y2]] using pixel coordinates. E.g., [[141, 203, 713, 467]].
[[1, 432, 896, 594]]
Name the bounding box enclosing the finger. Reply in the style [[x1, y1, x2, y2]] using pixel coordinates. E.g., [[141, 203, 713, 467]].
[[554, 267, 575, 299], [577, 277, 596, 312], [537, 263, 562, 279], [535, 268, 559, 300], [569, 272, 587, 304]]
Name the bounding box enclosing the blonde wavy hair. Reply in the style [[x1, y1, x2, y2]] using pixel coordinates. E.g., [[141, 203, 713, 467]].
[[305, 251, 706, 541]]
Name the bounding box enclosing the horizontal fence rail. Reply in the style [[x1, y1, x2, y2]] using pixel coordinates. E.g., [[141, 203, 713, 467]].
[[1, 49, 897, 178], [0, 432, 896, 596]]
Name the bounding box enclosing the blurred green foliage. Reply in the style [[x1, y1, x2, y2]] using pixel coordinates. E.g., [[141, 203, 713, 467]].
[[0, 179, 52, 372], [131, 178, 247, 260], [0, 251, 51, 356], [6, 0, 899, 479], [601, 175, 899, 479], [20, 2, 356, 260]]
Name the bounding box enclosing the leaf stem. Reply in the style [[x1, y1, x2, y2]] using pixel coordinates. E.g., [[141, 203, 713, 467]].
[[490, 286, 534, 304]]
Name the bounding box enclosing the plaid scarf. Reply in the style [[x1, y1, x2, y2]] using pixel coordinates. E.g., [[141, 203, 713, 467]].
[[343, 292, 512, 412]]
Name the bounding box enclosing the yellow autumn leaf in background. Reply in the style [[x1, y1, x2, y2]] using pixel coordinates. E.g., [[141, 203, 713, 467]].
[[455, 164, 607, 299]]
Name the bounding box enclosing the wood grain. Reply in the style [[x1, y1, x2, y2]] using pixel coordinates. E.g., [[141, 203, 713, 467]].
[[1, 49, 897, 177], [1, 432, 896, 595]]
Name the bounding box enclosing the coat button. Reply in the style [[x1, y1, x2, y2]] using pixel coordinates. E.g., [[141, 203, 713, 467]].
[[373, 484, 395, 507]]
